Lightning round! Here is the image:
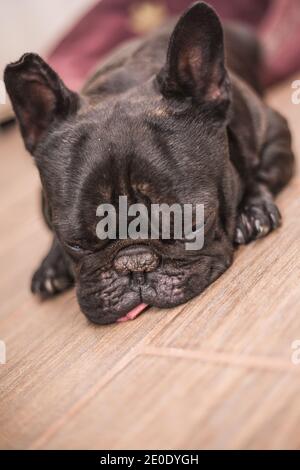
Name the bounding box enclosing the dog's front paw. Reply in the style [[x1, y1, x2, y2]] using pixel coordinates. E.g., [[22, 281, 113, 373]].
[[235, 201, 282, 245], [31, 261, 74, 298]]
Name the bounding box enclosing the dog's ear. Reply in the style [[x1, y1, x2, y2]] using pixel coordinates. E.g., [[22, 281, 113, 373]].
[[157, 2, 230, 111], [4, 53, 79, 153]]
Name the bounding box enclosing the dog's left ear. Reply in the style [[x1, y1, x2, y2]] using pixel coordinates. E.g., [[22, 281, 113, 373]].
[[4, 53, 79, 153], [157, 2, 230, 111]]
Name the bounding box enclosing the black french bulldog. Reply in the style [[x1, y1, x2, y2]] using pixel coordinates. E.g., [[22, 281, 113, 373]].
[[4, 2, 294, 324]]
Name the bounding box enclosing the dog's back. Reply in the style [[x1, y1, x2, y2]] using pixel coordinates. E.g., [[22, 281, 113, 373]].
[[83, 19, 262, 98], [224, 24, 263, 95]]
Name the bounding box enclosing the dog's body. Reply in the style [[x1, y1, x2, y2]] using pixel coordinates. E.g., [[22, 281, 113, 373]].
[[5, 3, 294, 324]]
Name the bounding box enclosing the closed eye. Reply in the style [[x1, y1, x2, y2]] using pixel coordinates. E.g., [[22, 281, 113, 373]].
[[203, 211, 216, 234], [185, 210, 216, 237], [64, 241, 91, 256], [66, 243, 82, 252]]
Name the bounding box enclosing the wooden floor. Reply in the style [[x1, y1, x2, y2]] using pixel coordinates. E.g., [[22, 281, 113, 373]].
[[0, 78, 300, 450]]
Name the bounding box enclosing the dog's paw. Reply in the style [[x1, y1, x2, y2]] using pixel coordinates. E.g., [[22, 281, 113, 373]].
[[31, 261, 74, 298], [235, 201, 282, 245]]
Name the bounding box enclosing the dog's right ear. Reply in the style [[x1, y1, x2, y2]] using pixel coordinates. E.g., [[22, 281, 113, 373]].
[[4, 53, 79, 153]]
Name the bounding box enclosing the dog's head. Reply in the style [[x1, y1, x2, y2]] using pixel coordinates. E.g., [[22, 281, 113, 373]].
[[5, 2, 241, 324]]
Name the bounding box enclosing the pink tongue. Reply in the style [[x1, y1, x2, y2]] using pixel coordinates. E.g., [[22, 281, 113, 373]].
[[117, 303, 149, 323]]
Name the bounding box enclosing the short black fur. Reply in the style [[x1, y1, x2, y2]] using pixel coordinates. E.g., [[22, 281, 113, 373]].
[[4, 2, 294, 324]]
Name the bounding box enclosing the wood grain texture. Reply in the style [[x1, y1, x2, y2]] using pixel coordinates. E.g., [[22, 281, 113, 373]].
[[42, 356, 300, 450], [0, 78, 299, 450]]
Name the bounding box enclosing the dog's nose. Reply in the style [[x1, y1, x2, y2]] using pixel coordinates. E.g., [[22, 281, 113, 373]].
[[114, 246, 159, 273]]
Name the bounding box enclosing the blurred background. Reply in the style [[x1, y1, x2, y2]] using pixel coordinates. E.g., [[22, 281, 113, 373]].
[[0, 0, 96, 70], [0, 0, 97, 121], [1, 0, 300, 125]]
